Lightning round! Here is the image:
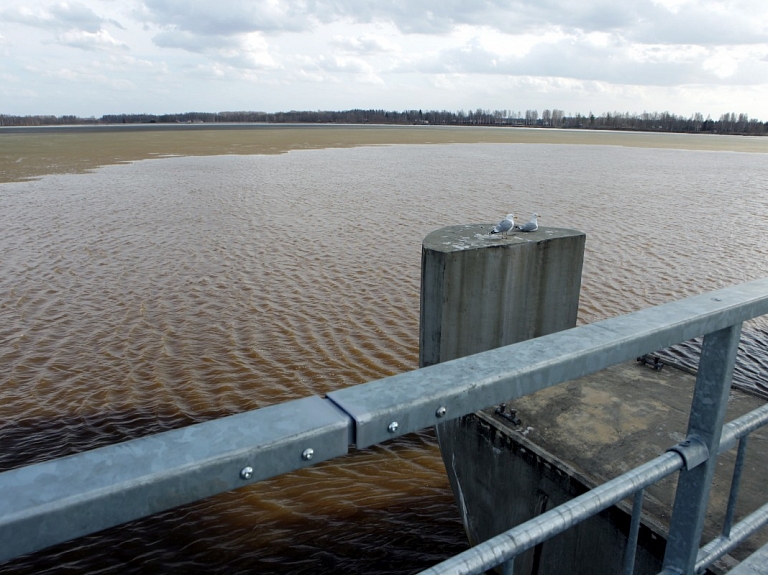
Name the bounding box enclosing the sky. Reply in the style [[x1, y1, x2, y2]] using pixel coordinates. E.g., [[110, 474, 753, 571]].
[[1, 0, 767, 120]]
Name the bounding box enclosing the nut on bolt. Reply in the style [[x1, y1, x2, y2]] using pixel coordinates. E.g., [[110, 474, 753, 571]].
[[240, 466, 254, 480], [388, 421, 399, 433], [436, 406, 447, 418], [302, 448, 314, 460]]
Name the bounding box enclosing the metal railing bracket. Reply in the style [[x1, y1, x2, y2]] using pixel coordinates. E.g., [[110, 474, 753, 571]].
[[666, 435, 710, 470]]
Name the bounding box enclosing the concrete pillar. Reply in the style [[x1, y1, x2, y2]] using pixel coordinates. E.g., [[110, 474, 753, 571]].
[[420, 223, 586, 569], [420, 223, 585, 367]]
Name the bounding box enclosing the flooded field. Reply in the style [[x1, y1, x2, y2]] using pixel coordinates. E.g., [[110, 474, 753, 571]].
[[3, 123, 768, 184]]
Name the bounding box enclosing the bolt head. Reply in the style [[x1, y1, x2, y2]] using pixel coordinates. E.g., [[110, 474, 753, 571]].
[[388, 421, 399, 433], [240, 466, 254, 480], [436, 406, 447, 418], [302, 448, 314, 461]]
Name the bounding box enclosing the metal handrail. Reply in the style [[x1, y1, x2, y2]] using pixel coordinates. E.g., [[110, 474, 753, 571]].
[[419, 453, 685, 575], [2, 277, 768, 567], [417, 405, 768, 575]]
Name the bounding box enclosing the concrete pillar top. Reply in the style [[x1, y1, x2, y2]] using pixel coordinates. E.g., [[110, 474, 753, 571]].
[[422, 224, 586, 253]]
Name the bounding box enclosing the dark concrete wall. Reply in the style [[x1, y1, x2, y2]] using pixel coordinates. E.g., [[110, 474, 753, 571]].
[[445, 412, 667, 574]]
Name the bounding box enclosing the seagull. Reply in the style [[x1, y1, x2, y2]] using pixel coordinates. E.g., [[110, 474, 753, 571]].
[[489, 214, 515, 238], [517, 213, 540, 232]]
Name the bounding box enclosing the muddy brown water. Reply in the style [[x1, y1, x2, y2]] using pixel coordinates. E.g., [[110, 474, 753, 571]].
[[1, 126, 767, 574]]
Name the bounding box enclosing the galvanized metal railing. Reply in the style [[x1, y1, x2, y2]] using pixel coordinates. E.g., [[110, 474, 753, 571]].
[[2, 277, 768, 572], [417, 400, 768, 575]]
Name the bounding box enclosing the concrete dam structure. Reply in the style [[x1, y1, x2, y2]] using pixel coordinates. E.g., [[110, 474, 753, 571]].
[[419, 224, 768, 575]]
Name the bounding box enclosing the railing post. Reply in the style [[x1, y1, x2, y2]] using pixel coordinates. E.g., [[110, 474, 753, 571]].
[[661, 323, 742, 575]]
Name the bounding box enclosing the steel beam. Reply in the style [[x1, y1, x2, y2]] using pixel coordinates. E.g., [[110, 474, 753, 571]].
[[329, 277, 768, 448], [0, 395, 352, 563]]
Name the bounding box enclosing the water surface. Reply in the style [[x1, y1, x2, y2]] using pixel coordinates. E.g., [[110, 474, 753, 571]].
[[1, 136, 767, 573]]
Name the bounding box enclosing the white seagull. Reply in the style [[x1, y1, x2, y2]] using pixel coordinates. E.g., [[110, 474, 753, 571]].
[[489, 214, 515, 238], [517, 213, 540, 232]]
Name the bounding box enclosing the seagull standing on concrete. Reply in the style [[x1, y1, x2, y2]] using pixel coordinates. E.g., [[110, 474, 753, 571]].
[[517, 213, 540, 232], [489, 214, 515, 238]]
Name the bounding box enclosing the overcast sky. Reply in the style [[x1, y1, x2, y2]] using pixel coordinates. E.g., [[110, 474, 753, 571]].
[[1, 0, 767, 119]]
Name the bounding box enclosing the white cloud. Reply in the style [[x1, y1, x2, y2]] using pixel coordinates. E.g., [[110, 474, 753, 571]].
[[330, 33, 397, 54], [57, 28, 127, 50], [152, 29, 232, 52], [1, 1, 128, 52], [218, 33, 281, 70], [50, 1, 119, 32], [46, 65, 136, 90], [2, 1, 116, 33], [1, 0, 768, 118], [629, 4, 768, 45], [701, 45, 766, 79], [307, 0, 768, 45], [141, 0, 313, 35], [152, 29, 279, 70], [397, 29, 768, 88]]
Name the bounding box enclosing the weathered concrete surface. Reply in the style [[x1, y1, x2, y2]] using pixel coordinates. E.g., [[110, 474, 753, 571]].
[[494, 359, 768, 568], [420, 224, 586, 367], [447, 409, 668, 575], [421, 224, 587, 572]]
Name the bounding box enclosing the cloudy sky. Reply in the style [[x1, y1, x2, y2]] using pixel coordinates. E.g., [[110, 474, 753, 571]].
[[1, 0, 767, 119]]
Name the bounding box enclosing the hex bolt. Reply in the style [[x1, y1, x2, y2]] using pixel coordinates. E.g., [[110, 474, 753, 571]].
[[436, 406, 447, 418], [302, 448, 314, 461], [240, 466, 254, 480], [388, 421, 399, 433]]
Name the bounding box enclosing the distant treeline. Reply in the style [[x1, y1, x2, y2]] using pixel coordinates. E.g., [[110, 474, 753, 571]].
[[1, 108, 766, 135]]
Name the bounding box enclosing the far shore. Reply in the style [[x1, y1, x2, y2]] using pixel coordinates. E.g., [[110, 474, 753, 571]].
[[2, 124, 767, 184]]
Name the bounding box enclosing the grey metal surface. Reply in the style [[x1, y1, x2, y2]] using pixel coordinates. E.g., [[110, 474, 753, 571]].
[[719, 402, 768, 453], [723, 437, 749, 537], [696, 501, 768, 573], [720, 539, 768, 575], [666, 436, 710, 470], [663, 324, 742, 575], [417, 395, 768, 575], [417, 452, 684, 575], [0, 395, 352, 563], [329, 277, 768, 448], [623, 488, 644, 575]]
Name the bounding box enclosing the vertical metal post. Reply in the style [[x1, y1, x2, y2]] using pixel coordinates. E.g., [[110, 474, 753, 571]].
[[501, 558, 514, 575], [661, 323, 742, 575], [622, 488, 644, 575], [722, 436, 749, 537]]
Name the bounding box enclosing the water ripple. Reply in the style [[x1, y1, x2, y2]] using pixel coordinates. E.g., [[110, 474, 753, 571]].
[[1, 143, 768, 573]]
